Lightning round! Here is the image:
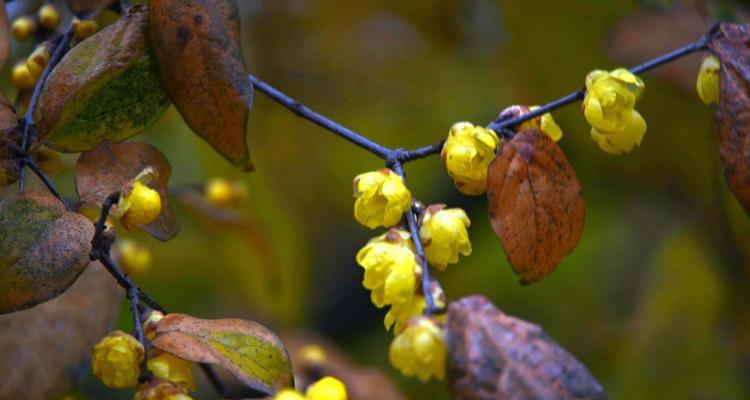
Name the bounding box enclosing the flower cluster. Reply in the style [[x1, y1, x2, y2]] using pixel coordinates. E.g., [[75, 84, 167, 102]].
[[582, 68, 647, 154], [441, 122, 500, 195], [274, 376, 348, 400]]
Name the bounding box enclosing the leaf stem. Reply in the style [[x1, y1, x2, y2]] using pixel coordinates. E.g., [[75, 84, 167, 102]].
[[23, 156, 73, 211]]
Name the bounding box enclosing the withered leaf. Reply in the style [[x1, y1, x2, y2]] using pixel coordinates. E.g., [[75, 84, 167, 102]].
[[152, 313, 293, 395], [0, 91, 16, 132], [75, 141, 180, 241], [0, 191, 94, 314], [149, 0, 254, 171], [66, 0, 116, 15], [709, 23, 750, 216], [35, 5, 170, 153], [0, 262, 121, 400], [446, 295, 605, 400], [0, 1, 9, 72], [487, 129, 585, 284]]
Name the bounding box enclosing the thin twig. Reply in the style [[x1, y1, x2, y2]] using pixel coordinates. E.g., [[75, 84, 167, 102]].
[[24, 157, 73, 211]]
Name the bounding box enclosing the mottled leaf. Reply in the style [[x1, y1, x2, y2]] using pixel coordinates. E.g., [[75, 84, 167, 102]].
[[0, 1, 9, 72], [446, 295, 605, 400], [709, 23, 750, 216], [0, 191, 94, 314], [0, 91, 16, 132], [149, 0, 254, 171], [0, 125, 21, 187], [152, 313, 293, 395], [66, 0, 116, 15], [75, 142, 179, 241], [0, 262, 121, 400], [35, 5, 170, 153], [487, 129, 585, 284]]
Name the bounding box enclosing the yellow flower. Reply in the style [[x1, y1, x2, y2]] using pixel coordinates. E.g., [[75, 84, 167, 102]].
[[519, 106, 563, 141], [117, 239, 152, 277], [306, 376, 348, 400], [205, 178, 248, 208], [11, 16, 37, 41], [91, 331, 144, 388], [274, 390, 306, 400], [583, 68, 646, 154], [384, 295, 426, 334], [147, 353, 196, 391], [389, 317, 446, 381], [356, 229, 420, 308], [697, 55, 720, 105], [353, 169, 411, 229], [38, 4, 60, 29], [441, 122, 500, 195], [133, 379, 192, 400], [117, 168, 162, 227], [420, 205, 471, 269]]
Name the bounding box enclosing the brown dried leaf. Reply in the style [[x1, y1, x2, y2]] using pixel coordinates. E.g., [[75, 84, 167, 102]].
[[66, 0, 115, 15], [75, 142, 180, 241], [0, 1, 9, 72], [149, 0, 254, 171], [152, 313, 293, 395], [0, 91, 17, 132], [487, 129, 585, 284], [446, 295, 605, 400], [0, 191, 94, 314], [709, 23, 750, 216], [0, 262, 121, 400]]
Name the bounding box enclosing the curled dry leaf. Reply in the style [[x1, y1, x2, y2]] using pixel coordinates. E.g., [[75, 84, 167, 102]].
[[0, 262, 121, 400], [709, 23, 750, 216], [75, 142, 179, 241], [0, 191, 94, 314], [35, 5, 170, 153], [487, 129, 585, 284], [149, 0, 254, 171], [66, 0, 116, 15], [151, 313, 293, 396], [446, 295, 605, 400], [0, 1, 8, 72]]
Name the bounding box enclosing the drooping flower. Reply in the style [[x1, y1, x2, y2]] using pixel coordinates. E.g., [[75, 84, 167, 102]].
[[356, 229, 420, 308], [441, 122, 500, 195], [117, 168, 162, 227], [147, 352, 196, 391], [389, 317, 446, 381], [91, 331, 144, 388], [420, 205, 471, 269], [353, 169, 411, 229]]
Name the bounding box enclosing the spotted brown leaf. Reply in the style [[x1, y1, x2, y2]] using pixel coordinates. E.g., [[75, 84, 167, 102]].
[[148, 0, 254, 171], [487, 129, 585, 284], [446, 295, 605, 400]]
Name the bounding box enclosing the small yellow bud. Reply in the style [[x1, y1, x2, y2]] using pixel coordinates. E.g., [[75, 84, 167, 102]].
[[306, 376, 348, 400], [72, 18, 98, 40], [117, 239, 152, 277], [143, 310, 165, 340], [274, 389, 306, 400], [299, 344, 327, 365], [441, 122, 500, 195], [389, 317, 446, 381], [356, 229, 421, 308], [205, 178, 248, 208], [11, 16, 37, 41], [26, 44, 52, 79], [420, 205, 471, 269], [117, 168, 162, 227], [696, 55, 720, 105], [147, 352, 196, 391], [11, 61, 37, 90], [519, 106, 564, 141], [353, 169, 411, 229], [38, 5, 61, 29], [91, 331, 144, 388], [583, 68, 646, 154]]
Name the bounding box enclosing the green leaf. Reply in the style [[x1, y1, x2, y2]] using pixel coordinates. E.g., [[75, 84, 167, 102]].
[[35, 5, 170, 153], [0, 191, 94, 314], [152, 313, 293, 395]]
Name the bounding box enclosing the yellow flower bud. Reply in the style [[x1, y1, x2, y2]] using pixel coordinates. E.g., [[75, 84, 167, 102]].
[[72, 18, 98, 40], [299, 344, 327, 365], [38, 4, 61, 29], [117, 239, 152, 277], [306, 376, 348, 400], [420, 205, 471, 269], [12, 61, 37, 90], [91, 331, 144, 388], [205, 178, 248, 208], [583, 68, 646, 154], [697, 55, 720, 105], [117, 168, 162, 227], [147, 353, 196, 391], [134, 379, 193, 400], [356, 229, 420, 308], [389, 317, 446, 381], [441, 122, 500, 195], [274, 389, 306, 400], [384, 295, 425, 334], [353, 169, 411, 229], [519, 106, 563, 141], [26, 44, 52, 79], [11, 16, 37, 41]]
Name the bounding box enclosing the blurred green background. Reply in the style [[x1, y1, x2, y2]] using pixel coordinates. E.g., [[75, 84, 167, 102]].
[[3, 0, 750, 398]]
